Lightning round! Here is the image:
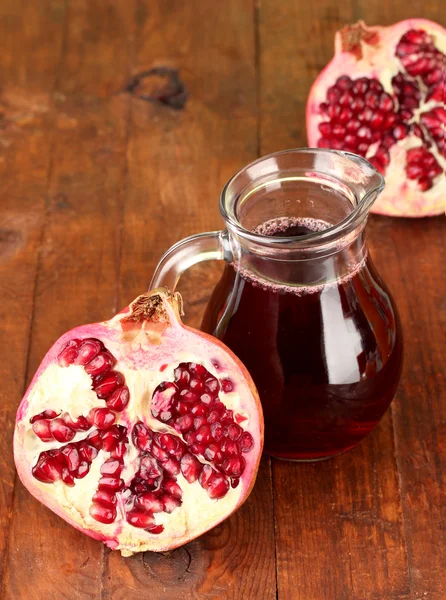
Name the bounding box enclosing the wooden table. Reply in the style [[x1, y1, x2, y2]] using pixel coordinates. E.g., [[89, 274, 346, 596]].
[[1, 1, 444, 598]]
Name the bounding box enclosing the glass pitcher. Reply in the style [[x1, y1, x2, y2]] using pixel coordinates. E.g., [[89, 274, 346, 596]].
[[150, 149, 403, 461]]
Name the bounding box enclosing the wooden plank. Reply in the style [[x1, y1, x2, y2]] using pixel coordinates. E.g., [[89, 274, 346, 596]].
[[105, 1, 277, 598], [257, 1, 414, 598], [2, 1, 134, 598], [0, 0, 67, 593], [369, 216, 446, 599]]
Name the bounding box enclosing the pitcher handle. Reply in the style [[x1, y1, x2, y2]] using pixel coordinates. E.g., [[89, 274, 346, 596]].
[[149, 230, 232, 291]]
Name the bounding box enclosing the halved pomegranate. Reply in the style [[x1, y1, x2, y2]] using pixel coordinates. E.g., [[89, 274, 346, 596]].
[[14, 289, 263, 556], [306, 19, 445, 217]]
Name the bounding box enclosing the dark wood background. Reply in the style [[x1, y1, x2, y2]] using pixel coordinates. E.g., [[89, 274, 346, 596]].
[[0, 1, 444, 598]]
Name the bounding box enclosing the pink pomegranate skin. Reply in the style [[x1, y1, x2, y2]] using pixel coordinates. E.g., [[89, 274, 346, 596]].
[[306, 19, 446, 217], [14, 290, 263, 556]]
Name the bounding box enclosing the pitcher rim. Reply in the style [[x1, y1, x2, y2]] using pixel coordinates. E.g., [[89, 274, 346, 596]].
[[219, 148, 385, 248]]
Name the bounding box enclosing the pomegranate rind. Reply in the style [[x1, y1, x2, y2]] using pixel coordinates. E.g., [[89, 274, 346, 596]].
[[306, 19, 446, 217], [14, 289, 263, 555]]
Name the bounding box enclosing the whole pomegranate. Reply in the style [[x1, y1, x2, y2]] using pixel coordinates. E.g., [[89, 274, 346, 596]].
[[306, 19, 446, 217], [14, 290, 263, 556]]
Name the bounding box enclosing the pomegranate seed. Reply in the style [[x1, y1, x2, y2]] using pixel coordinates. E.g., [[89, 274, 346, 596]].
[[30, 409, 59, 424], [205, 376, 220, 395], [180, 453, 202, 483], [193, 416, 207, 430], [84, 351, 115, 377], [101, 425, 126, 452], [163, 458, 180, 476], [393, 123, 408, 140], [92, 490, 117, 507], [132, 422, 152, 451], [152, 382, 178, 417], [370, 112, 384, 129], [163, 478, 182, 499], [200, 393, 213, 405], [62, 469, 75, 486], [378, 93, 394, 112], [94, 372, 124, 400], [86, 429, 102, 449], [204, 444, 224, 463], [221, 456, 246, 478], [220, 409, 234, 424], [32, 419, 53, 442], [151, 444, 168, 462], [183, 431, 196, 445], [327, 86, 341, 103], [199, 464, 213, 487], [179, 389, 199, 403], [191, 443, 205, 455], [418, 177, 433, 191], [195, 425, 211, 444], [32, 454, 63, 483], [174, 366, 190, 387], [238, 431, 254, 453], [210, 422, 223, 441], [100, 459, 122, 476], [131, 478, 150, 494], [190, 378, 205, 393], [175, 414, 194, 433], [158, 433, 180, 453], [63, 414, 90, 431], [74, 339, 102, 366], [61, 445, 80, 472], [49, 418, 75, 443], [57, 339, 81, 366], [207, 410, 220, 425], [140, 455, 163, 480], [225, 423, 242, 441], [221, 439, 239, 457], [346, 119, 360, 133], [174, 399, 191, 415], [106, 386, 130, 411], [135, 492, 164, 513], [221, 378, 233, 393], [365, 91, 379, 109], [350, 98, 365, 112], [111, 441, 127, 459], [188, 363, 208, 378], [191, 403, 207, 416], [90, 503, 117, 524], [231, 478, 240, 488], [126, 510, 155, 529], [204, 471, 230, 500], [162, 494, 182, 514], [98, 476, 124, 491], [87, 407, 116, 429], [368, 156, 385, 173], [76, 461, 90, 478], [407, 164, 424, 179], [78, 441, 98, 462], [147, 524, 164, 534], [336, 75, 353, 90], [318, 122, 331, 136]]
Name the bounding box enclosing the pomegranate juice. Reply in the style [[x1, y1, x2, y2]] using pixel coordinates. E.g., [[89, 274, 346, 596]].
[[202, 219, 403, 460]]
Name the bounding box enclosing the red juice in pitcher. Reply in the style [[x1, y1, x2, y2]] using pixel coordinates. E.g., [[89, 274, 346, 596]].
[[202, 217, 403, 460]]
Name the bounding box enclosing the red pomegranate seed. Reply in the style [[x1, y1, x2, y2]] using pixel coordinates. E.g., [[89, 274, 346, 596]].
[[225, 423, 242, 441], [147, 524, 164, 535], [180, 453, 202, 483], [32, 454, 63, 483], [139, 455, 163, 480], [204, 376, 219, 395], [163, 458, 180, 476], [74, 339, 102, 366], [78, 441, 98, 462], [76, 461, 90, 478], [86, 429, 102, 449], [163, 478, 182, 499], [193, 416, 207, 430], [221, 456, 246, 478], [87, 407, 116, 429], [106, 386, 130, 411], [220, 409, 234, 424], [57, 339, 81, 366], [90, 503, 116, 524], [188, 363, 207, 378], [238, 431, 254, 453], [32, 419, 53, 442], [210, 422, 223, 441], [174, 366, 190, 387], [62, 468, 75, 486], [204, 471, 230, 500], [198, 464, 213, 487], [135, 492, 164, 513], [132, 422, 152, 451], [100, 459, 122, 476], [175, 414, 194, 433], [204, 444, 224, 464], [221, 378, 233, 393], [84, 351, 115, 377], [49, 418, 75, 443], [231, 477, 240, 489], [161, 494, 182, 514], [179, 389, 199, 403], [98, 476, 124, 492], [111, 441, 127, 459], [30, 410, 60, 424], [101, 426, 126, 452], [195, 425, 211, 444], [63, 414, 90, 431], [61, 445, 80, 472], [221, 439, 239, 457], [183, 431, 196, 445], [191, 403, 207, 416], [200, 393, 213, 405], [151, 444, 168, 462], [92, 490, 117, 507], [190, 378, 205, 393], [175, 399, 192, 415], [207, 410, 220, 424], [94, 372, 124, 400], [191, 443, 206, 456]]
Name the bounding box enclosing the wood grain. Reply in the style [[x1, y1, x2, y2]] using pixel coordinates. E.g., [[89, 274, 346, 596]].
[[105, 1, 276, 598], [0, 0, 67, 593], [2, 1, 133, 598]]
